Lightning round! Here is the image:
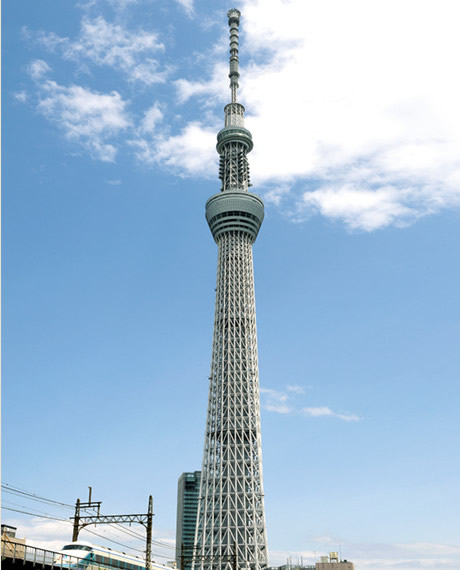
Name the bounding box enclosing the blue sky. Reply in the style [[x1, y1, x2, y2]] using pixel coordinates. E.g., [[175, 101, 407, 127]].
[[2, 0, 460, 569]]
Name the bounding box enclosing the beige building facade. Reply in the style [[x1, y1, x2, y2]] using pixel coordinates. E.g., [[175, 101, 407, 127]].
[[316, 552, 355, 570]]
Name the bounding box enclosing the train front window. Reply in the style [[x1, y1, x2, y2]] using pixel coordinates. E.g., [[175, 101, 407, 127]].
[[62, 545, 92, 551]]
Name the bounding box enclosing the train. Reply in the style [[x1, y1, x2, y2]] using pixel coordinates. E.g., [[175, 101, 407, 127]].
[[54, 541, 172, 570]]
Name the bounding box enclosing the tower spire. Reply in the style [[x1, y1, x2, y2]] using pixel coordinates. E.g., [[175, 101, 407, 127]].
[[227, 9, 241, 104]]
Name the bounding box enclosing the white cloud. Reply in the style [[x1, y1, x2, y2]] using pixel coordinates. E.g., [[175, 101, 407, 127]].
[[176, 0, 195, 18], [286, 385, 306, 395], [28, 59, 52, 79], [168, 0, 460, 230], [130, 122, 217, 176], [174, 62, 228, 105], [105, 0, 140, 8], [140, 103, 164, 134], [400, 543, 460, 556], [260, 387, 291, 414], [261, 386, 359, 420], [33, 30, 69, 53], [301, 185, 419, 231], [303, 407, 360, 422], [35, 16, 167, 85], [265, 403, 291, 414], [14, 90, 28, 103], [260, 388, 288, 401], [5, 517, 73, 553], [263, 184, 291, 207], [261, 387, 359, 420], [37, 80, 131, 162]]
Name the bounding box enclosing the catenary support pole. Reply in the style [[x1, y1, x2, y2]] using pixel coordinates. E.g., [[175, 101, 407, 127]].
[[72, 498, 81, 542], [146, 495, 153, 570]]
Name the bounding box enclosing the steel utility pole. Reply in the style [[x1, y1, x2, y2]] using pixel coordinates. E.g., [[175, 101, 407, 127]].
[[72, 490, 102, 542], [146, 495, 153, 570], [71, 493, 154, 570]]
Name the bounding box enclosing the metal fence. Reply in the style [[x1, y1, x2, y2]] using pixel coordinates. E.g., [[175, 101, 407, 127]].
[[1, 538, 83, 568]]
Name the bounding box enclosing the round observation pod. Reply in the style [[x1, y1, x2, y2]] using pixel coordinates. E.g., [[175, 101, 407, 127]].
[[216, 126, 253, 154], [205, 191, 264, 244]]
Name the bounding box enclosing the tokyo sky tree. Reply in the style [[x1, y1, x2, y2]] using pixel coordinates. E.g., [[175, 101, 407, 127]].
[[193, 9, 268, 570]]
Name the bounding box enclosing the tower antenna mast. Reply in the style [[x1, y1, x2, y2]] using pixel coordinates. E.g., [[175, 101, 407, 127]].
[[228, 8, 241, 104]]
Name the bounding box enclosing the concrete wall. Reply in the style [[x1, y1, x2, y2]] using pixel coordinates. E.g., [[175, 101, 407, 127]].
[[316, 563, 355, 570]]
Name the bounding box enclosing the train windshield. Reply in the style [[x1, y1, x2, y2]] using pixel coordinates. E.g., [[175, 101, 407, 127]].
[[62, 545, 92, 551]]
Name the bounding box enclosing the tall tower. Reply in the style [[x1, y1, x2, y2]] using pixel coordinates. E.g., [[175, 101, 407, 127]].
[[194, 9, 268, 570]]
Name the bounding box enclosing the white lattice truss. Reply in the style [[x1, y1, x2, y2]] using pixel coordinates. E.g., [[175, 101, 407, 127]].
[[219, 141, 251, 192], [194, 231, 268, 570]]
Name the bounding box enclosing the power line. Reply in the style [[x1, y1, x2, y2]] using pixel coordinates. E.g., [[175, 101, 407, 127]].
[[1, 483, 175, 553], [1, 507, 165, 557], [2, 484, 74, 508], [2, 506, 69, 522]]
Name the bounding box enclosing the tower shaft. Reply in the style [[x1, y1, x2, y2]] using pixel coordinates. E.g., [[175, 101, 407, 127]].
[[196, 230, 267, 570], [194, 9, 268, 570]]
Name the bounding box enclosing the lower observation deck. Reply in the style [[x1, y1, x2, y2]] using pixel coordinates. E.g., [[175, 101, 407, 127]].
[[205, 191, 264, 244]]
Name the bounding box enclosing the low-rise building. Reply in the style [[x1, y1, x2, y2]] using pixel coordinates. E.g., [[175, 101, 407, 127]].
[[316, 552, 355, 570], [1, 525, 27, 560]]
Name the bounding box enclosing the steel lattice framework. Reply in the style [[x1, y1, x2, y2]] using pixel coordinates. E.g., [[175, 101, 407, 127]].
[[193, 9, 268, 570]]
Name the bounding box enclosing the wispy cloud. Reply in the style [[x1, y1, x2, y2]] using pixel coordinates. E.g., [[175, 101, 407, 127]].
[[28, 59, 52, 79], [176, 0, 195, 18], [36, 79, 131, 162], [130, 121, 217, 176], [303, 407, 360, 422], [269, 541, 460, 570], [260, 388, 291, 414], [139, 103, 164, 134], [14, 90, 29, 103], [104, 0, 141, 9], [31, 16, 168, 85], [286, 385, 306, 395], [174, 62, 227, 105], [263, 184, 292, 207], [260, 385, 358, 421]]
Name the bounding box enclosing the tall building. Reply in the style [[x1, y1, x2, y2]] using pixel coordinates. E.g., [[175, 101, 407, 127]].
[[176, 472, 201, 570], [193, 9, 268, 570]]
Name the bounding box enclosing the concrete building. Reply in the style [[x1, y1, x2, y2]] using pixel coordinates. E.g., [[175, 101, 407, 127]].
[[176, 472, 201, 570], [316, 553, 355, 570]]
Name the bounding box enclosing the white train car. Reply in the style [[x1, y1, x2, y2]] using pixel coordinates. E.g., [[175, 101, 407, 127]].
[[54, 541, 171, 570]]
